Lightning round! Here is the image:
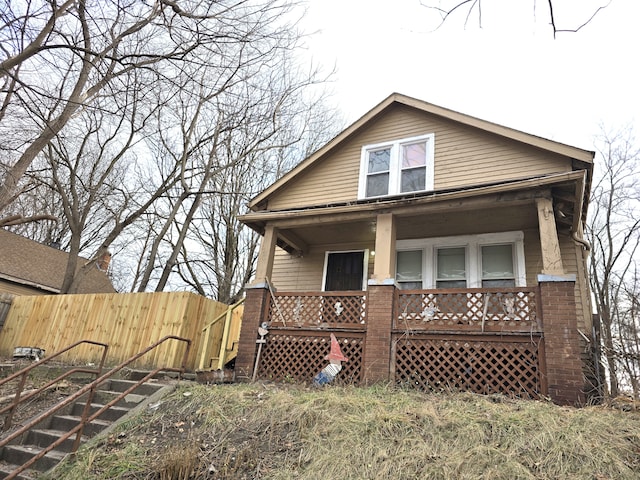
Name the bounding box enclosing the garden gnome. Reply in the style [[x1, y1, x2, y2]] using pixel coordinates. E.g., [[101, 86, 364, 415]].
[[313, 333, 348, 386]]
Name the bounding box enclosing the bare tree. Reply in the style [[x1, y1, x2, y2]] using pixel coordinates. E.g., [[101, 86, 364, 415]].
[[0, 0, 300, 216], [587, 127, 640, 398], [420, 1, 610, 37], [42, 74, 157, 292], [130, 48, 340, 297]]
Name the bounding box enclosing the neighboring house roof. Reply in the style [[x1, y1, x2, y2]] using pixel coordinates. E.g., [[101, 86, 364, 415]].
[[0, 229, 115, 294], [248, 92, 595, 211]]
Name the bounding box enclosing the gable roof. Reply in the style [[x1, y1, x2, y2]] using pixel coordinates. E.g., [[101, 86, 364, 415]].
[[0, 229, 115, 294], [249, 92, 595, 210]]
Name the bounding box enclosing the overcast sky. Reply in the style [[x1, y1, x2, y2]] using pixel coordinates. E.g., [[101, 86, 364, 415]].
[[300, 0, 639, 152]]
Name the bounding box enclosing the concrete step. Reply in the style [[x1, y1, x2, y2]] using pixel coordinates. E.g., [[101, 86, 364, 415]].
[[80, 389, 148, 409], [48, 414, 111, 437], [70, 402, 130, 422], [0, 461, 37, 480], [0, 376, 175, 477], [0, 444, 66, 472], [25, 428, 89, 453], [126, 369, 196, 382], [103, 379, 165, 396]]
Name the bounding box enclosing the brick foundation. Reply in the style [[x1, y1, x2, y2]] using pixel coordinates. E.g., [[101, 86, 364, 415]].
[[234, 286, 269, 381], [539, 279, 585, 405], [363, 284, 396, 384]]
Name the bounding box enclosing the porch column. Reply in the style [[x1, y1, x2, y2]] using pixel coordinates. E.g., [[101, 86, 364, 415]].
[[536, 197, 564, 275], [371, 213, 396, 284], [363, 213, 397, 384], [363, 283, 396, 384], [234, 285, 269, 381], [539, 275, 585, 405], [253, 225, 278, 286]]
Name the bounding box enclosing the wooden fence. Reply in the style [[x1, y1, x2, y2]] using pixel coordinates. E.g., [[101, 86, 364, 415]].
[[0, 292, 242, 371]]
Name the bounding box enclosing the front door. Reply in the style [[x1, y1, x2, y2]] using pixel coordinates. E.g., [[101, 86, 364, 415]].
[[324, 251, 365, 291]]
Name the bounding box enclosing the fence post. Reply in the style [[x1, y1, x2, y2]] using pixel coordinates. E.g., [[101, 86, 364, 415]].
[[0, 293, 14, 329]]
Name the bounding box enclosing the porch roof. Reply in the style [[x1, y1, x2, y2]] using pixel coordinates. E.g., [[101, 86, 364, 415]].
[[240, 171, 586, 253]]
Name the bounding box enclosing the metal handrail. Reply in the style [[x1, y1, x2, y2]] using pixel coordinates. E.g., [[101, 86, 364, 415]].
[[0, 339, 109, 431], [0, 335, 191, 480]]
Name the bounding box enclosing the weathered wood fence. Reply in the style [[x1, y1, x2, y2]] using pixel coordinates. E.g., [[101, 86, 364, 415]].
[[0, 292, 243, 371]]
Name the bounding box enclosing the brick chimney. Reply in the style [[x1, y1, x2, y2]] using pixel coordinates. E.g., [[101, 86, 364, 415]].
[[96, 251, 112, 272]]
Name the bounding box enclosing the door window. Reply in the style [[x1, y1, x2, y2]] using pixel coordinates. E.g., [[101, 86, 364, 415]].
[[324, 251, 366, 291]]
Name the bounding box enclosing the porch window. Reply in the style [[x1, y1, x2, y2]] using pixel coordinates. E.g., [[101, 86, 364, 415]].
[[436, 247, 467, 288], [397, 250, 422, 290], [396, 231, 526, 288], [359, 134, 434, 199], [481, 244, 516, 287]]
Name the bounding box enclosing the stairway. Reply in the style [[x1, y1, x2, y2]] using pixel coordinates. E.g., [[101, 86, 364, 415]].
[[0, 378, 173, 479]]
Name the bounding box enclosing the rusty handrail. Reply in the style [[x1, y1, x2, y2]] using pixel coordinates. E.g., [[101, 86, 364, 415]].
[[0, 335, 191, 480], [1, 339, 109, 431]]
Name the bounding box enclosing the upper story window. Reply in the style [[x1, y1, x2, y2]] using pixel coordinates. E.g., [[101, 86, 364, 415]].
[[358, 134, 435, 199]]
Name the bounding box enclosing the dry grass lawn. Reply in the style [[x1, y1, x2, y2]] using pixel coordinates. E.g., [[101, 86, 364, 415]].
[[47, 383, 640, 479]]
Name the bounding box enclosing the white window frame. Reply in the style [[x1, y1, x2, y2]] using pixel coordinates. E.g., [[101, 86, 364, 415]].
[[358, 133, 435, 199], [396, 231, 526, 288], [321, 249, 370, 291]]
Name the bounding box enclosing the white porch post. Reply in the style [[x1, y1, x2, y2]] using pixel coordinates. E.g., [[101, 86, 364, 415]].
[[536, 196, 564, 275], [253, 224, 278, 285], [371, 213, 396, 284]]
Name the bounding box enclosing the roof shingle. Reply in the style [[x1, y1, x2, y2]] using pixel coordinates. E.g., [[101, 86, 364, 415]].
[[0, 229, 115, 294]]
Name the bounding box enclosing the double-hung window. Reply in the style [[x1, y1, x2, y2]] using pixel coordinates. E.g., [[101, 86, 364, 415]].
[[396, 250, 423, 290], [359, 134, 434, 199], [481, 244, 516, 287], [396, 232, 525, 289], [436, 247, 467, 288]]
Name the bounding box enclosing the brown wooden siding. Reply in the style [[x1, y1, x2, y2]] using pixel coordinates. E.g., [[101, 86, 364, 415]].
[[0, 280, 51, 296], [267, 104, 572, 210], [271, 244, 375, 291]]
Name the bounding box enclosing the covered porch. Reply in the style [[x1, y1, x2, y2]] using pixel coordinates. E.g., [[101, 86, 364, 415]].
[[236, 173, 588, 405]]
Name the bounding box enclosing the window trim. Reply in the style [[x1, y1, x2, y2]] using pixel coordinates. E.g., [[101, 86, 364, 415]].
[[321, 249, 370, 291], [358, 133, 435, 199], [396, 231, 526, 288]]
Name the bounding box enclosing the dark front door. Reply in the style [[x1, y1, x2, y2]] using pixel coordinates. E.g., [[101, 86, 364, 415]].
[[324, 251, 365, 291]]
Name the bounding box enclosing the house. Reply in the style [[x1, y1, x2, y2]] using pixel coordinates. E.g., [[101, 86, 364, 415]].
[[0, 229, 115, 296], [235, 93, 596, 405]]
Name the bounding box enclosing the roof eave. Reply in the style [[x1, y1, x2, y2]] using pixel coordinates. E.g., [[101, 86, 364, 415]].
[[241, 171, 586, 230]]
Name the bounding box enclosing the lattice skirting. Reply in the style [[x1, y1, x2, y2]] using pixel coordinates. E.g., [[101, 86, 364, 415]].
[[257, 330, 364, 384], [393, 334, 544, 398]]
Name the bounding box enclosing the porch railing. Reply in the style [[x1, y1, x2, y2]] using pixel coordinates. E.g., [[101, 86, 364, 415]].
[[395, 287, 542, 333], [260, 291, 367, 384], [265, 291, 366, 329]]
